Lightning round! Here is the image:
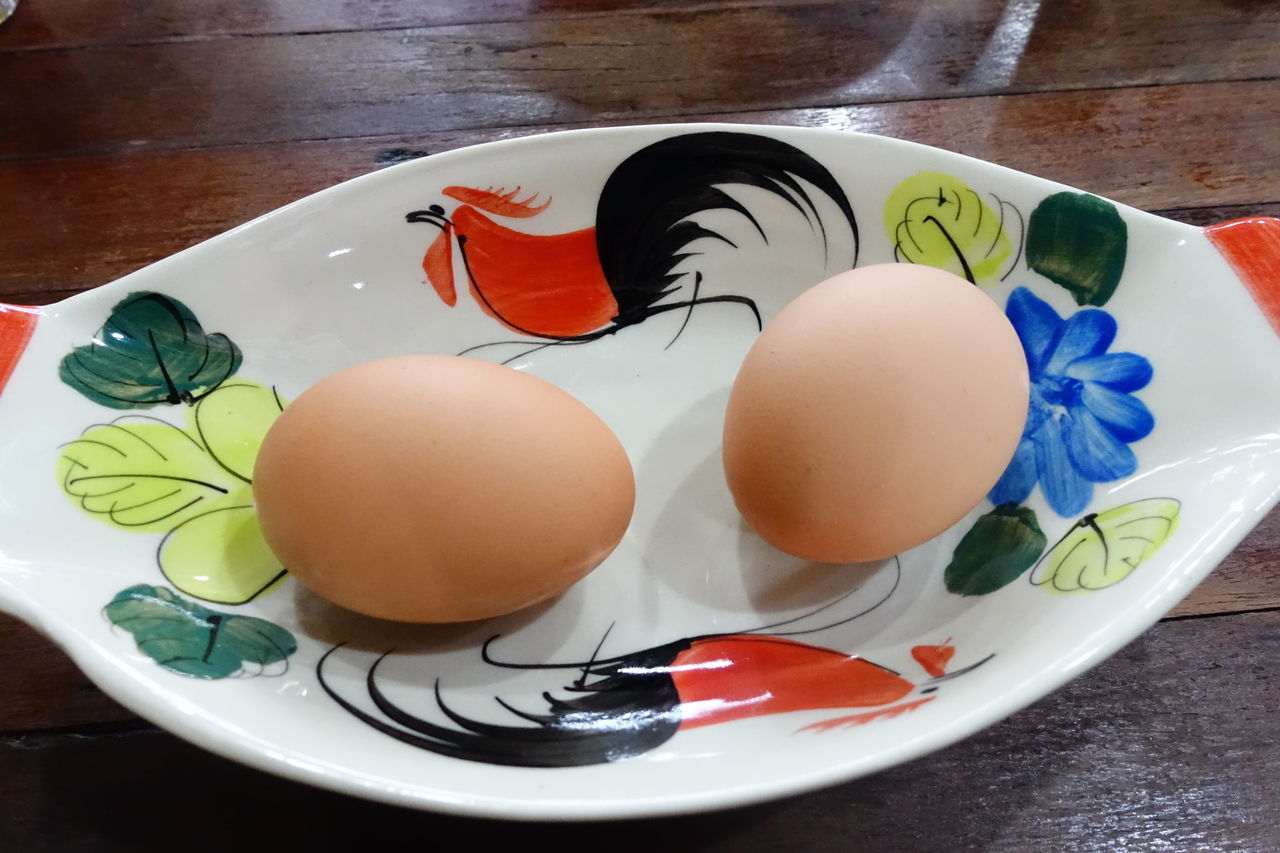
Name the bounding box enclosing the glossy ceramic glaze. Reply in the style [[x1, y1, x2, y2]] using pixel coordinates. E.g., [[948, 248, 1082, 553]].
[[1, 125, 1278, 820]]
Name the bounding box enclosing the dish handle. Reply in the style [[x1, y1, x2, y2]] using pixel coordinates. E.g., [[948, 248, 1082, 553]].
[[0, 303, 40, 396], [1205, 217, 1280, 336]]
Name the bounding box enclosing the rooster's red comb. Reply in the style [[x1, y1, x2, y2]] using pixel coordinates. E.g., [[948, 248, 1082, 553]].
[[441, 185, 551, 218]]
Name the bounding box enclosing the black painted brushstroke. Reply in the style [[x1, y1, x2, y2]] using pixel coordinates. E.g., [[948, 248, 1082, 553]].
[[595, 131, 860, 328]]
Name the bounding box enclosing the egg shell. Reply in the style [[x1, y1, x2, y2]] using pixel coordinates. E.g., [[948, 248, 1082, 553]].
[[722, 264, 1030, 563], [252, 355, 635, 623]]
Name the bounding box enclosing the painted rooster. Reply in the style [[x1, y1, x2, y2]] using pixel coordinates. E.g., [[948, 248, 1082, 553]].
[[317, 563, 993, 767], [405, 131, 860, 352]]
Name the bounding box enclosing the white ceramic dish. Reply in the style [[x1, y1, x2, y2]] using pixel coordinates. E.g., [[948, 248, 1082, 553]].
[[2, 124, 1278, 820]]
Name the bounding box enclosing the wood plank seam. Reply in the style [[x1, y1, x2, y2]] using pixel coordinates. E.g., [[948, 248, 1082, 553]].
[[1162, 604, 1280, 623]]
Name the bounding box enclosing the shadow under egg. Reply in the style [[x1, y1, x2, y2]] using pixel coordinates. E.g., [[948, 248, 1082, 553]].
[[637, 388, 885, 622], [290, 577, 576, 658], [737, 537, 883, 615], [632, 386, 998, 652]]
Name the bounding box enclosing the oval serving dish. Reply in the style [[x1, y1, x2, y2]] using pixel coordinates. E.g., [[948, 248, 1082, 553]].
[[1, 124, 1278, 820]]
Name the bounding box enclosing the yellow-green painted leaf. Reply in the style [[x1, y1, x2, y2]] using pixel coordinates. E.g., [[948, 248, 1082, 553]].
[[189, 380, 286, 482], [1031, 498, 1181, 593], [58, 417, 241, 532], [105, 584, 295, 678], [158, 493, 286, 604], [884, 171, 1021, 286]]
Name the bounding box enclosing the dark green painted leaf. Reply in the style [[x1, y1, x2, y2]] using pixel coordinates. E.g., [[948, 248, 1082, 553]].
[[945, 503, 1047, 596], [104, 584, 296, 678], [59, 292, 242, 409], [1025, 192, 1128, 306]]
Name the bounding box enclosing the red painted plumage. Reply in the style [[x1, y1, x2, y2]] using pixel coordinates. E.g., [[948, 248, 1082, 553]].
[[910, 643, 955, 679], [446, 205, 618, 337], [422, 228, 457, 306], [671, 635, 916, 729]]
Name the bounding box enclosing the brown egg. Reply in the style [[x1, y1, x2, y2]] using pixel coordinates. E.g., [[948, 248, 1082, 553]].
[[722, 264, 1029, 563], [253, 355, 635, 623]]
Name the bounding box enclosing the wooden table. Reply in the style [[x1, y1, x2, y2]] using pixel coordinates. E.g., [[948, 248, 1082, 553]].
[[2, 1, 1278, 848]]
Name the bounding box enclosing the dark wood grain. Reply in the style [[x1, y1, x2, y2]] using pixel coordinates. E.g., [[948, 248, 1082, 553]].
[[4, 0, 1276, 55], [0, 0, 828, 49], [0, 615, 137, 731], [2, 79, 1276, 304], [1, 610, 1274, 850], [3, 2, 1278, 161]]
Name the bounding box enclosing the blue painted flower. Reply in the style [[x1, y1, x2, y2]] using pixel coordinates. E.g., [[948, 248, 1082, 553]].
[[990, 287, 1154, 517]]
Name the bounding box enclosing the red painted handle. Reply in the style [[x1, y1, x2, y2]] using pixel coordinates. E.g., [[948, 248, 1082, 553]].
[[1205, 217, 1280, 337], [0, 303, 40, 396]]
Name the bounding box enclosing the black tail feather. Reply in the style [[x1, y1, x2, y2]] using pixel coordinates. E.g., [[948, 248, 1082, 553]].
[[317, 640, 689, 768], [595, 131, 859, 327]]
